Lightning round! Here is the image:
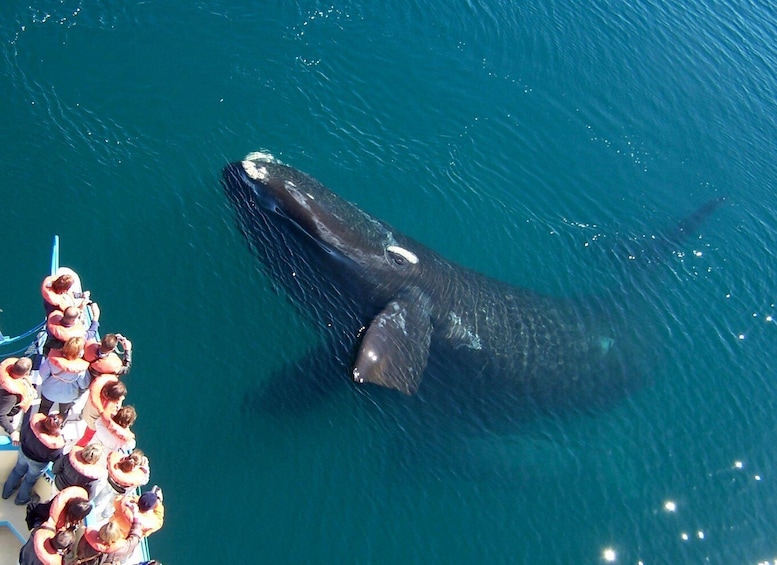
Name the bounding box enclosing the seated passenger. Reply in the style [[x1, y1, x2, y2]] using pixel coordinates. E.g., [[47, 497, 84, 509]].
[[0, 356, 36, 443], [41, 273, 90, 315], [38, 336, 90, 420]]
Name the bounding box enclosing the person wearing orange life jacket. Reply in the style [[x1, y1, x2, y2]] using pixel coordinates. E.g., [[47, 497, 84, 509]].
[[93, 405, 136, 453], [38, 336, 91, 420], [83, 333, 133, 379], [25, 485, 91, 532], [2, 413, 65, 505], [51, 443, 107, 500], [75, 377, 126, 448], [44, 304, 100, 355], [0, 356, 36, 444], [74, 499, 144, 565], [92, 449, 150, 514], [40, 272, 90, 315], [18, 526, 74, 565], [112, 486, 164, 538]]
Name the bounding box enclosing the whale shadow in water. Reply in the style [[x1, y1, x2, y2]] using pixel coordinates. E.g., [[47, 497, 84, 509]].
[[225, 152, 723, 438]]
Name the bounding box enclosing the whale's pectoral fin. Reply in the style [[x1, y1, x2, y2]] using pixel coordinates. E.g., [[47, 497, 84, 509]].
[[352, 294, 433, 395]]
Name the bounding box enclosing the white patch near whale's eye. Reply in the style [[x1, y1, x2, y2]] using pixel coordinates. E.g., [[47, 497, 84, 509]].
[[242, 160, 268, 181], [387, 245, 419, 265], [244, 151, 279, 163]]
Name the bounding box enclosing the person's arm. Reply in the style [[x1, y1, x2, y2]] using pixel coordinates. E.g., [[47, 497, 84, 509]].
[[0, 392, 18, 436], [115, 335, 133, 376], [118, 501, 144, 559], [85, 303, 100, 341]]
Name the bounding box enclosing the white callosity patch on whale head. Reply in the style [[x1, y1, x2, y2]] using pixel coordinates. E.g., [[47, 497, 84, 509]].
[[242, 160, 268, 181], [243, 151, 280, 164], [387, 245, 419, 265]]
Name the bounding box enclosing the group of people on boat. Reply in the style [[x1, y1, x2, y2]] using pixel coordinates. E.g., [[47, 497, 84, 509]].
[[1, 272, 163, 565]]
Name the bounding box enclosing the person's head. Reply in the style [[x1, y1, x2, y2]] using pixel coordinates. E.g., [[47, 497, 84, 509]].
[[51, 529, 75, 553], [100, 334, 119, 354], [9, 357, 32, 377], [62, 336, 85, 361], [98, 521, 123, 544], [117, 455, 136, 473], [51, 274, 74, 294], [65, 498, 92, 525], [41, 414, 64, 434], [113, 406, 136, 429], [61, 307, 80, 327], [102, 381, 127, 402], [138, 490, 158, 512], [80, 443, 104, 464]]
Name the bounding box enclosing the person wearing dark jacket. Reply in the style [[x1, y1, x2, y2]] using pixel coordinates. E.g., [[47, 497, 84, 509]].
[[0, 357, 36, 443], [2, 412, 65, 505], [51, 443, 107, 500], [18, 525, 74, 565]]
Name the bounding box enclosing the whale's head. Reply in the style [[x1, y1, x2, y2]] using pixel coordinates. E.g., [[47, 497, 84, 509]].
[[222, 152, 425, 298]]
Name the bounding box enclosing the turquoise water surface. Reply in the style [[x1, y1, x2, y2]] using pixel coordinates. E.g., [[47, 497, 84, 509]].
[[2, 1, 777, 563]]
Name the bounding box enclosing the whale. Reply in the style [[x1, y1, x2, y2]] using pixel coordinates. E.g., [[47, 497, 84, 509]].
[[222, 152, 721, 419]]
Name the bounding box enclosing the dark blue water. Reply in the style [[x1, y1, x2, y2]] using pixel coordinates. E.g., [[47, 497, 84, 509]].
[[1, 1, 776, 563]]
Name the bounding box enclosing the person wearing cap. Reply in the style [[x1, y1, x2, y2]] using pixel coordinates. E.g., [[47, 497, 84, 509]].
[[112, 486, 164, 538], [0, 356, 36, 444], [18, 526, 74, 565], [38, 336, 91, 420], [2, 413, 65, 505]]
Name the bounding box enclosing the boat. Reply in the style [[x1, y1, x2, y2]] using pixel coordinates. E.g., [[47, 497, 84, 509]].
[[0, 236, 152, 565]]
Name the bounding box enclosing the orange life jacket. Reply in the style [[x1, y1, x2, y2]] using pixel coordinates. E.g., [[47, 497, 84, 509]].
[[33, 525, 67, 565], [47, 349, 89, 378], [87, 375, 121, 416], [83, 341, 123, 375], [46, 310, 85, 342], [0, 357, 35, 411], [112, 495, 165, 538], [47, 486, 89, 532], [30, 413, 65, 450], [41, 275, 78, 312], [82, 525, 129, 555], [97, 413, 135, 447], [107, 451, 149, 489], [67, 446, 108, 481]]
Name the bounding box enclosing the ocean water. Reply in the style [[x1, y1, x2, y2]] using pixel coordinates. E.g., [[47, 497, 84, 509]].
[[1, 0, 776, 563]]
